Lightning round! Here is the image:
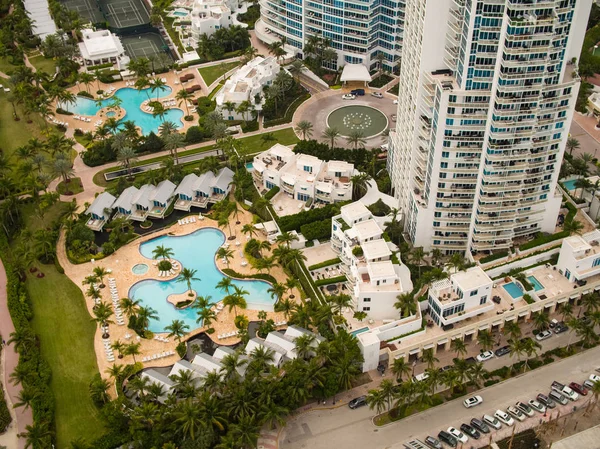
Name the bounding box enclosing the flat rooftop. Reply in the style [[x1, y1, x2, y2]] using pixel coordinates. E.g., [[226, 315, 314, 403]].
[[340, 201, 370, 222], [346, 219, 382, 241], [453, 266, 492, 291], [361, 239, 391, 260]]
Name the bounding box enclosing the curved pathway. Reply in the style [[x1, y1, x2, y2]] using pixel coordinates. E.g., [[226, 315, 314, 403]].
[[0, 259, 32, 449]]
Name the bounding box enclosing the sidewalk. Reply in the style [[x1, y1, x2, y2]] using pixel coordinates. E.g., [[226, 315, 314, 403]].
[[0, 259, 32, 449]]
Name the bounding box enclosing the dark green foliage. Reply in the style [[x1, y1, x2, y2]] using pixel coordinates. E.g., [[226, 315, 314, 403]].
[[221, 268, 277, 284], [264, 186, 280, 201], [0, 352, 11, 432], [81, 140, 117, 167], [518, 202, 576, 251], [237, 4, 259, 29], [480, 251, 509, 264], [278, 202, 346, 233], [300, 220, 331, 241], [185, 126, 204, 144], [367, 199, 391, 217], [77, 91, 94, 99], [241, 120, 259, 132], [314, 275, 347, 286], [294, 139, 375, 169], [308, 258, 340, 270], [137, 132, 165, 154]]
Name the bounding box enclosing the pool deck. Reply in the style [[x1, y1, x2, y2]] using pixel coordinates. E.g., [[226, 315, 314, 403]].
[[57, 204, 296, 385], [54, 67, 202, 136]]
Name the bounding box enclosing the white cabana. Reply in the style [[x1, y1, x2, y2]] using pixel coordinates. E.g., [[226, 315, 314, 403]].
[[340, 64, 372, 85]]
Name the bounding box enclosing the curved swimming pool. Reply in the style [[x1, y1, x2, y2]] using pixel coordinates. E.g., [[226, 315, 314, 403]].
[[63, 86, 184, 135], [129, 228, 274, 332]]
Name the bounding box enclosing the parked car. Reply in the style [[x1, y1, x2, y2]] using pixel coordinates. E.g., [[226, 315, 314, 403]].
[[465, 356, 477, 364], [516, 401, 534, 417], [342, 94, 356, 100], [476, 350, 494, 362], [583, 380, 596, 390], [403, 440, 431, 449], [507, 405, 526, 422], [391, 114, 397, 122], [348, 396, 367, 409], [393, 99, 398, 104], [494, 410, 515, 426], [470, 418, 490, 434], [460, 423, 480, 439], [537, 393, 556, 409], [554, 322, 569, 334], [528, 399, 546, 413], [438, 365, 453, 373], [551, 381, 579, 401], [463, 395, 483, 408], [413, 372, 430, 383], [447, 427, 468, 444], [483, 414, 502, 430], [371, 92, 383, 98], [495, 345, 511, 357], [423, 436, 442, 449], [589, 374, 600, 383], [351, 88, 365, 96], [437, 430, 458, 448], [569, 382, 588, 396], [536, 330, 553, 341], [549, 390, 569, 406]]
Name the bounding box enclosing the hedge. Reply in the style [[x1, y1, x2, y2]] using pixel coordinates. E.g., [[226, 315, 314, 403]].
[[86, 62, 113, 71], [77, 91, 94, 99], [56, 107, 74, 115], [221, 268, 276, 284], [480, 251, 509, 264], [300, 220, 331, 241], [315, 275, 347, 286], [308, 258, 340, 271], [0, 345, 11, 433], [264, 92, 311, 128], [264, 186, 280, 201], [278, 202, 345, 233], [518, 202, 576, 251]]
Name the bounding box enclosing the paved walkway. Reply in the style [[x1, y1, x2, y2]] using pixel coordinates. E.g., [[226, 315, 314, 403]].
[[0, 259, 32, 449]]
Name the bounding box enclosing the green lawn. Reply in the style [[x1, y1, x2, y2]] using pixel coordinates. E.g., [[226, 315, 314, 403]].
[[198, 61, 240, 86], [28, 55, 57, 75], [57, 177, 84, 195], [92, 127, 299, 187], [18, 202, 106, 446], [0, 100, 46, 160], [0, 56, 20, 74]]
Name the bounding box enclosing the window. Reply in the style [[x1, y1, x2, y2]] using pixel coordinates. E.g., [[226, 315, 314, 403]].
[[480, 296, 487, 305], [303, 166, 312, 172], [362, 306, 370, 311], [593, 258, 600, 268], [363, 298, 371, 302], [470, 289, 478, 296]]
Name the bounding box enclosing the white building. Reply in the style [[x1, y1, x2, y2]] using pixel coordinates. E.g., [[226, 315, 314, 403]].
[[113, 180, 176, 221], [215, 57, 280, 120], [557, 230, 600, 283], [85, 192, 116, 231], [253, 144, 353, 204], [255, 0, 404, 72], [174, 167, 235, 211], [387, 0, 592, 255], [427, 266, 494, 328], [189, 0, 235, 42], [331, 202, 413, 321], [78, 29, 128, 71]]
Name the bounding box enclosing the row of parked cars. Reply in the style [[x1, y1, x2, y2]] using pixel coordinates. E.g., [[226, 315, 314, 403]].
[[402, 372, 600, 448]]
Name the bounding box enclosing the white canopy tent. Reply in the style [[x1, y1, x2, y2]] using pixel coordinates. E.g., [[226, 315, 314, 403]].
[[340, 64, 372, 86]]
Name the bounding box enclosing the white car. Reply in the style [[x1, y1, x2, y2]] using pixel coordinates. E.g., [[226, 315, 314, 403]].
[[590, 374, 600, 383], [391, 114, 397, 122], [528, 399, 546, 414], [393, 99, 398, 104], [447, 427, 468, 444], [507, 405, 526, 422], [463, 395, 483, 408], [495, 410, 515, 426], [371, 92, 383, 98], [536, 330, 553, 341], [476, 350, 494, 362], [483, 414, 502, 430], [342, 94, 356, 100]]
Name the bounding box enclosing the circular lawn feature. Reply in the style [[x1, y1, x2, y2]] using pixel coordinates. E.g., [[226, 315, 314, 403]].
[[327, 105, 388, 138]]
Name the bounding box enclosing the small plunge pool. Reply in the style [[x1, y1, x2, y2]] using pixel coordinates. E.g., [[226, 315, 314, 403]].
[[132, 263, 149, 275]]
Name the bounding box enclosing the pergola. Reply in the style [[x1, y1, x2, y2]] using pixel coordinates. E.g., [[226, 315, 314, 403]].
[[340, 64, 372, 86]]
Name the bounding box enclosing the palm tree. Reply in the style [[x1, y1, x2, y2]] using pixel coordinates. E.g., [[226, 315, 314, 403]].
[[119, 297, 141, 318], [178, 268, 200, 296], [216, 277, 234, 295], [351, 173, 372, 200], [52, 156, 74, 184], [92, 301, 114, 328], [117, 147, 138, 177], [391, 356, 411, 383], [566, 136, 580, 156], [394, 292, 416, 318], [150, 77, 167, 100], [287, 60, 305, 81], [366, 388, 387, 414], [217, 247, 234, 266], [165, 319, 190, 342], [476, 329, 494, 352], [105, 363, 125, 382], [123, 342, 141, 363], [176, 88, 193, 117], [581, 293, 600, 313], [241, 224, 257, 241], [445, 253, 465, 273], [136, 306, 159, 332], [346, 130, 367, 149], [152, 244, 174, 260], [503, 321, 522, 341], [450, 338, 467, 359], [164, 132, 185, 165], [295, 120, 313, 140], [268, 282, 286, 302], [322, 127, 340, 149], [532, 312, 550, 332], [20, 421, 53, 449], [13, 387, 39, 410], [508, 338, 526, 372], [411, 246, 428, 276], [421, 348, 438, 370], [92, 266, 109, 288], [564, 219, 585, 235], [276, 231, 299, 247], [467, 362, 487, 388], [196, 307, 217, 328]]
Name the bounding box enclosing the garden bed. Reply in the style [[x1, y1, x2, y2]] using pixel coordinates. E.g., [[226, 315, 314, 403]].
[[57, 177, 84, 195]]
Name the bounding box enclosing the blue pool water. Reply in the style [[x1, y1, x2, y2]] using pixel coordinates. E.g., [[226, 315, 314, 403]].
[[563, 179, 578, 191], [62, 86, 183, 135], [129, 228, 274, 332], [503, 282, 524, 299], [173, 10, 188, 16], [106, 111, 116, 117], [245, 162, 253, 171], [527, 275, 544, 291], [351, 327, 369, 336]]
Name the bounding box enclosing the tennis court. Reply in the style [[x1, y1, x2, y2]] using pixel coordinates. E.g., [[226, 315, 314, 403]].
[[60, 0, 104, 23], [98, 0, 150, 29], [121, 33, 174, 67]]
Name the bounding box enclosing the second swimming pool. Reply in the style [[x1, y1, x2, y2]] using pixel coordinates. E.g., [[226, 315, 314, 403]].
[[130, 228, 274, 332], [527, 275, 544, 291], [503, 282, 524, 299]]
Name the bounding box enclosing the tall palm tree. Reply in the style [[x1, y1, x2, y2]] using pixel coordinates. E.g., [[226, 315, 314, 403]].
[[276, 231, 299, 247], [394, 292, 416, 318], [566, 136, 580, 156], [450, 338, 467, 359], [150, 77, 167, 100], [503, 321, 522, 341], [92, 266, 109, 288], [165, 319, 190, 342], [295, 120, 313, 140], [366, 388, 387, 414], [19, 421, 53, 449], [391, 357, 411, 383], [421, 348, 439, 370], [476, 329, 494, 352], [178, 268, 200, 296], [119, 297, 141, 318], [123, 342, 141, 363], [532, 312, 550, 332], [175, 88, 193, 117], [351, 173, 372, 199], [346, 130, 367, 149], [217, 247, 234, 265], [117, 147, 138, 178], [216, 277, 233, 295], [322, 127, 340, 149], [135, 76, 151, 100], [137, 306, 159, 332], [164, 132, 185, 165], [411, 246, 428, 276], [241, 223, 258, 239], [92, 301, 114, 328]]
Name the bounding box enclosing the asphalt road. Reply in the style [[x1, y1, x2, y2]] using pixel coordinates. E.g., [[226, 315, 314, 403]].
[[280, 340, 600, 449]]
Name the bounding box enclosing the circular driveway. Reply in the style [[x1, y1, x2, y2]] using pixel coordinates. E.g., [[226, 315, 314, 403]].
[[294, 90, 397, 149]]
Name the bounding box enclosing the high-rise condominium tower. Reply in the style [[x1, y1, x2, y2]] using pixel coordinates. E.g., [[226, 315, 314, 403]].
[[257, 0, 405, 71], [388, 0, 591, 255]]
